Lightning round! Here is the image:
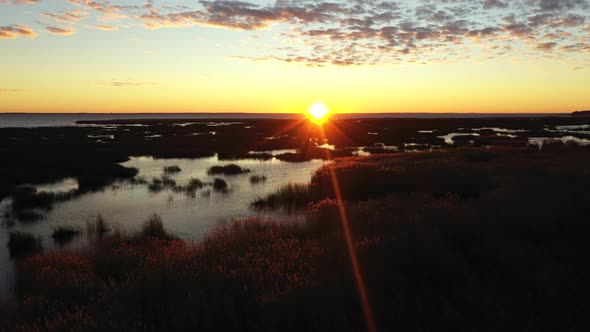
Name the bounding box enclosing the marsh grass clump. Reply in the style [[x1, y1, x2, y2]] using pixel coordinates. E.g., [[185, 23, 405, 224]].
[[161, 175, 176, 187], [148, 176, 176, 192], [251, 183, 310, 212], [217, 152, 273, 161], [7, 231, 42, 258], [305, 198, 341, 233], [14, 210, 44, 223], [245, 152, 273, 160], [11, 186, 74, 211], [274, 152, 313, 162], [52, 226, 81, 246], [183, 178, 207, 197], [249, 175, 267, 184], [87, 214, 110, 236], [129, 176, 149, 185], [208, 164, 250, 175], [141, 214, 171, 239], [187, 178, 205, 190], [212, 178, 228, 192], [163, 165, 182, 174], [148, 183, 162, 192]]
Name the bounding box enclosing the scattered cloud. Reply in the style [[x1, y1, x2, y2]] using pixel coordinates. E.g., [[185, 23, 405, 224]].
[[0, 0, 40, 4], [93, 80, 159, 87], [1, 0, 589, 66], [45, 26, 75, 35], [42, 9, 88, 22], [94, 24, 118, 31], [0, 24, 36, 39]]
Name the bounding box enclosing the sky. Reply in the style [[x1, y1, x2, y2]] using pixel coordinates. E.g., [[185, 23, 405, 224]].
[[0, 0, 589, 114]]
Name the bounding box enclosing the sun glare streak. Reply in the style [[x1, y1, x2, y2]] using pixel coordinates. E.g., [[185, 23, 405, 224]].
[[318, 125, 377, 332], [306, 102, 331, 125]]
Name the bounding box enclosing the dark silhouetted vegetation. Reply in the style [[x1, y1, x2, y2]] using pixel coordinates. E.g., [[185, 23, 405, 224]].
[[187, 178, 205, 190], [572, 110, 590, 117], [141, 214, 172, 239], [163, 165, 182, 173], [208, 164, 251, 175], [251, 183, 310, 212], [86, 214, 110, 236], [52, 226, 81, 246], [249, 175, 267, 184], [212, 178, 228, 192], [3, 146, 590, 332], [7, 232, 42, 258], [13, 210, 44, 223]]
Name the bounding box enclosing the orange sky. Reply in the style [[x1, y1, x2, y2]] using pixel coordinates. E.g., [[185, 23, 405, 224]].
[[1, 0, 589, 113]]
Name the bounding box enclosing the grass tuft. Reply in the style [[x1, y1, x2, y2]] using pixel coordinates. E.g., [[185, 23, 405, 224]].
[[249, 175, 267, 184], [7, 231, 42, 258], [52, 226, 82, 246], [251, 183, 310, 212], [208, 164, 250, 175], [163, 165, 182, 173], [212, 178, 228, 192]]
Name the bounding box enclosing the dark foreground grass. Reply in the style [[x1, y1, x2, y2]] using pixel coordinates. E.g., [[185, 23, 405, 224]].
[[2, 145, 590, 331]]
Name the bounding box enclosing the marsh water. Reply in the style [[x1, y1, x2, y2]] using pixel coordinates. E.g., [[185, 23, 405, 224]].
[[0, 153, 327, 300]]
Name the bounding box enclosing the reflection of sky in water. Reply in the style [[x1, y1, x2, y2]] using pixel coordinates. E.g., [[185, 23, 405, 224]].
[[33, 178, 79, 194], [529, 136, 590, 150], [0, 154, 327, 300], [437, 133, 481, 145]]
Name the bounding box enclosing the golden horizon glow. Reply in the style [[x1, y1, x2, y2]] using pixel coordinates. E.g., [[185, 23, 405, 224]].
[[306, 102, 331, 125]]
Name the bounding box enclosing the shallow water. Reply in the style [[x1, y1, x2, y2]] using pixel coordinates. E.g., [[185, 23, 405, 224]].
[[0, 154, 327, 300], [528, 136, 590, 149], [437, 133, 481, 145]]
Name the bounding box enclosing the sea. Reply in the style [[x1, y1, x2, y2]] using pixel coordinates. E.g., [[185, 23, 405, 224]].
[[0, 112, 570, 128]]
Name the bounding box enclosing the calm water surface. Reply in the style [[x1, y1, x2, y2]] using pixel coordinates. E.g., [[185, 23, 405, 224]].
[[0, 154, 327, 300]]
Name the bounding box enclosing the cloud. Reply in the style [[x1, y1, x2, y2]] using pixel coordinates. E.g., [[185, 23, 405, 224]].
[[94, 24, 118, 31], [42, 10, 88, 22], [94, 80, 158, 87], [0, 24, 36, 39], [127, 0, 588, 66], [538, 0, 589, 12], [0, 0, 40, 4], [46, 26, 75, 35], [2, 0, 589, 67], [536, 41, 558, 52]]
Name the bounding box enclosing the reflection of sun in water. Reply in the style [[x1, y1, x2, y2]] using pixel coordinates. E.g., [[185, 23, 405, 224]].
[[306, 102, 331, 124]]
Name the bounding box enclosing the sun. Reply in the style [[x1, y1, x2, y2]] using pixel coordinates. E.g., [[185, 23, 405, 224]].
[[306, 102, 331, 124]]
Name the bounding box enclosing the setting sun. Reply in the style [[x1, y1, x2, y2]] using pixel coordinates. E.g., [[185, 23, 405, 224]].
[[306, 102, 331, 124]]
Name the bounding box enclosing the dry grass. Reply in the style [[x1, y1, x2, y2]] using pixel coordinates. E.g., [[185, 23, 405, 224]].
[[3, 146, 590, 331]]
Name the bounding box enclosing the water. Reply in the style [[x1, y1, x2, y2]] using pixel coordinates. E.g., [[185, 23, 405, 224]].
[[0, 154, 327, 300], [0, 113, 570, 128], [0, 113, 301, 128], [528, 136, 590, 149]]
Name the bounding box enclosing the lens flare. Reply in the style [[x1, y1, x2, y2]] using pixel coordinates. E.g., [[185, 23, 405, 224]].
[[306, 102, 331, 124]]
